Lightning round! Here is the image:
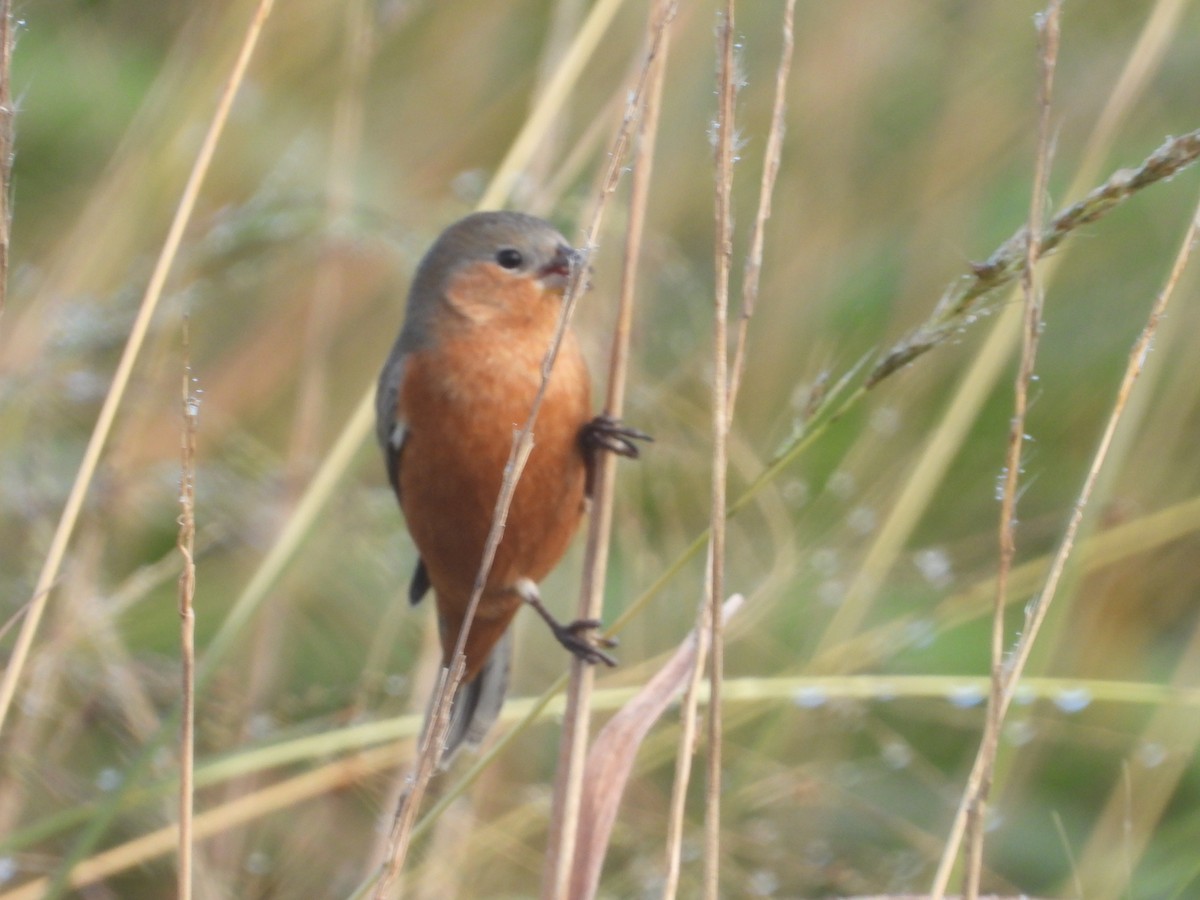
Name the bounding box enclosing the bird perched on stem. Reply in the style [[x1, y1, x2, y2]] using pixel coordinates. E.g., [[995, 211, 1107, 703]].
[[375, 211, 648, 764]]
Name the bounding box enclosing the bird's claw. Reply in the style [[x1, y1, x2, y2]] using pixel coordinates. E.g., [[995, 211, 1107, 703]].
[[581, 414, 653, 460], [551, 618, 619, 667]]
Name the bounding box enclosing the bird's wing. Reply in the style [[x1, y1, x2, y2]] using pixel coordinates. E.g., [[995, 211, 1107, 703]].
[[376, 348, 431, 606], [375, 349, 410, 501]]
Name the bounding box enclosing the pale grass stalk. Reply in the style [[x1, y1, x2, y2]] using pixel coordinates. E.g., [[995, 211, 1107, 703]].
[[176, 319, 198, 900], [34, 391, 374, 898], [727, 0, 795, 416], [662, 546, 714, 900], [704, 5, 736, 898], [930, 171, 1200, 900], [961, 7, 1061, 898], [0, 0, 279, 739], [543, 1, 675, 896], [667, 4, 794, 894]]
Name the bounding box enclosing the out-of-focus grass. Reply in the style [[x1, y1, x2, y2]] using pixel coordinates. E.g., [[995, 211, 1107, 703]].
[[2, 1, 1200, 897]]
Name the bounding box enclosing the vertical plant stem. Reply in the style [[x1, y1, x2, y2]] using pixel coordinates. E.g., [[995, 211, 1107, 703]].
[[727, 0, 794, 416], [177, 318, 198, 900], [705, 4, 736, 898], [662, 545, 714, 900], [942, 5, 1062, 896], [0, 0, 278, 741], [666, 5, 793, 895], [542, 2, 675, 897], [961, 5, 1061, 898]]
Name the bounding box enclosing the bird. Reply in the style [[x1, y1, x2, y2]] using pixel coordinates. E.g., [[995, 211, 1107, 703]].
[[375, 210, 648, 764]]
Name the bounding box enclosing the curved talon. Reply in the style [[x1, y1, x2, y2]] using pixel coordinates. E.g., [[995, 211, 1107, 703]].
[[552, 618, 619, 667], [519, 578, 620, 668], [581, 415, 653, 460]]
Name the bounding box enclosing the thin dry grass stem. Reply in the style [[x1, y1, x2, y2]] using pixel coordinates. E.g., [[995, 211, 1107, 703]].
[[0, 0, 279, 740], [726, 0, 795, 417], [374, 658, 466, 898], [960, 6, 1061, 898], [375, 15, 670, 894], [930, 164, 1200, 900], [662, 544, 714, 900], [543, 2, 676, 897], [176, 318, 199, 900], [867, 127, 1200, 391], [0, 0, 12, 322], [704, 5, 737, 898]]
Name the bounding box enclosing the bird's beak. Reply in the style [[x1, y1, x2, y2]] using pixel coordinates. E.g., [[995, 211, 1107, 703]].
[[538, 243, 581, 291]]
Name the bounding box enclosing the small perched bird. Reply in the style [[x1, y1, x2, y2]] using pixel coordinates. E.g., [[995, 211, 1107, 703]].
[[375, 211, 647, 763]]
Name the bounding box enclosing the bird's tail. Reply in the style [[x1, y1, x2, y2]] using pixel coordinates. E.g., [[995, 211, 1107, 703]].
[[432, 628, 512, 768]]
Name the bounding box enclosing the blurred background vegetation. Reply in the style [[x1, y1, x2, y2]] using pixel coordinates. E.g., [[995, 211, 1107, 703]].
[[2, 0, 1199, 897]]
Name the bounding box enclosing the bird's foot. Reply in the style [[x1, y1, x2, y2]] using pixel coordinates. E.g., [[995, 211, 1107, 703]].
[[518, 578, 619, 668], [549, 617, 619, 667], [581, 414, 652, 460]]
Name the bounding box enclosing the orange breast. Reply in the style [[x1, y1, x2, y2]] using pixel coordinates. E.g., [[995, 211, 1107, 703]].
[[396, 320, 592, 625]]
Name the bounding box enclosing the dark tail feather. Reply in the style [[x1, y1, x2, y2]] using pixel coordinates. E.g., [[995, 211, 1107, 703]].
[[435, 630, 512, 768]]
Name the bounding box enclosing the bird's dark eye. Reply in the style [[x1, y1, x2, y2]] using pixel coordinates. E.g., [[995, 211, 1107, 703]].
[[496, 248, 524, 270]]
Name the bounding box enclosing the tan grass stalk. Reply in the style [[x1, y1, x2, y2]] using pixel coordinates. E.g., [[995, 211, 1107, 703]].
[[727, 0, 795, 416], [962, 7, 1061, 897], [662, 537, 715, 900], [930, 162, 1200, 900], [704, 6, 737, 898], [542, 2, 676, 897], [176, 319, 199, 900], [0, 0, 279, 738], [665, 5, 794, 895]]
